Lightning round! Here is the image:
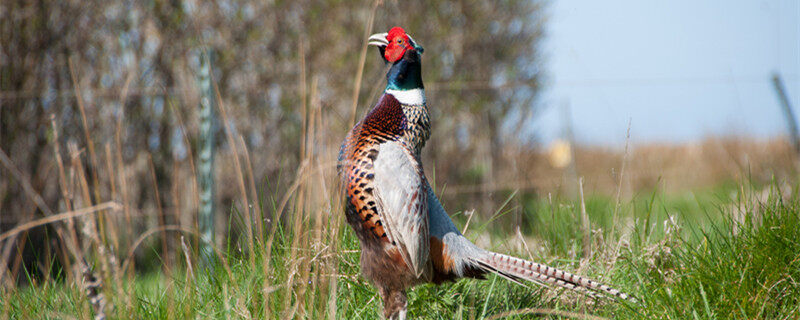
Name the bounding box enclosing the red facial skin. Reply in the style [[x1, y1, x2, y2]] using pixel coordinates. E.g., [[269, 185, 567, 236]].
[[384, 27, 412, 63]]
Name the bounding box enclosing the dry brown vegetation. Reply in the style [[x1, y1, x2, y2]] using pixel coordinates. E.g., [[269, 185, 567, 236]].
[[542, 137, 796, 196]]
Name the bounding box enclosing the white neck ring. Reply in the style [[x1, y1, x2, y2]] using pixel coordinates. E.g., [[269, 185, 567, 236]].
[[386, 88, 426, 105]]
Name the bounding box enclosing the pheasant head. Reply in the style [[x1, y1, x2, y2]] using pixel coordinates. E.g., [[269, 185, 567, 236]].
[[368, 26, 424, 62], [368, 27, 424, 93]]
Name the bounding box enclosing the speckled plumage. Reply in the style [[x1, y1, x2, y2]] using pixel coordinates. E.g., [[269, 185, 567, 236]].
[[400, 104, 430, 155]]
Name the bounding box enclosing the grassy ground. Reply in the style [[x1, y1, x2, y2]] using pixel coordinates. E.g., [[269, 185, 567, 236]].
[[3, 182, 800, 319]]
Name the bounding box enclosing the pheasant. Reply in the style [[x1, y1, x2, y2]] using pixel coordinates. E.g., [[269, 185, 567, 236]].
[[338, 26, 633, 319]]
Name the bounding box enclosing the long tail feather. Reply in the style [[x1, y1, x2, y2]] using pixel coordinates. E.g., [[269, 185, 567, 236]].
[[473, 251, 636, 303]]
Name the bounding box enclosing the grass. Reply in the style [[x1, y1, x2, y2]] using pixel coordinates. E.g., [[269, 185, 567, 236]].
[[3, 181, 799, 319]]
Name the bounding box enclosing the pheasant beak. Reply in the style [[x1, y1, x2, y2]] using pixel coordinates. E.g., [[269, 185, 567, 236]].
[[367, 32, 389, 47]]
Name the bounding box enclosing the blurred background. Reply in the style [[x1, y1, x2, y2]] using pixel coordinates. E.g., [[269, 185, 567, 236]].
[[0, 0, 798, 292]]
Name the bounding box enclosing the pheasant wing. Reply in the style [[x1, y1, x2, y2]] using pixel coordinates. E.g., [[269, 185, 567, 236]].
[[372, 141, 429, 277]]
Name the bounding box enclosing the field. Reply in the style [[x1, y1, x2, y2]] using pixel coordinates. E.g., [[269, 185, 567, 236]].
[[2, 1, 800, 319], [3, 177, 799, 319]]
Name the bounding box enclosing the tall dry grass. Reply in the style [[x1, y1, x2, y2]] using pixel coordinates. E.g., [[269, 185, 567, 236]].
[[0, 8, 389, 314]]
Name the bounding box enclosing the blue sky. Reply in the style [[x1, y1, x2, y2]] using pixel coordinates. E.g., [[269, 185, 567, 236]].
[[535, 0, 799, 146]]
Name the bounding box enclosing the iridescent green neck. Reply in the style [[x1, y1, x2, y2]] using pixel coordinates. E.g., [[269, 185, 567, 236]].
[[386, 51, 423, 91]]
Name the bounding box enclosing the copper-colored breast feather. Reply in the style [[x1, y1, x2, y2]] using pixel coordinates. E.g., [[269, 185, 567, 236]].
[[340, 94, 406, 242]]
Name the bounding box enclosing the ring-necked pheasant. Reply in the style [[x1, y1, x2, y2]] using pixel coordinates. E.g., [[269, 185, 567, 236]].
[[338, 26, 633, 319]]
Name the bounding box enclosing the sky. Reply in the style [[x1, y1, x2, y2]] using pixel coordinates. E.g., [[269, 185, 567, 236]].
[[535, 0, 800, 146]]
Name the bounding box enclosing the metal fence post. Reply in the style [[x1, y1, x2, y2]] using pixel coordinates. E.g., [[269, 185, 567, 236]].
[[772, 73, 800, 157], [197, 49, 216, 270]]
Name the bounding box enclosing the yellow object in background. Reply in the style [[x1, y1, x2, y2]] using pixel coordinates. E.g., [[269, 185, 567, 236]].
[[548, 139, 572, 169]]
